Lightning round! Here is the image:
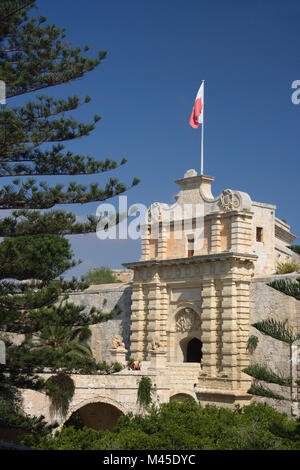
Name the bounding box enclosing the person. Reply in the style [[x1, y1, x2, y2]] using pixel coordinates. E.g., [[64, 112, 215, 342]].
[[130, 360, 140, 370]]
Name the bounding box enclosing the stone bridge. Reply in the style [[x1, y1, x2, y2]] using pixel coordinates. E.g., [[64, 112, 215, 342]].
[[21, 363, 206, 431]]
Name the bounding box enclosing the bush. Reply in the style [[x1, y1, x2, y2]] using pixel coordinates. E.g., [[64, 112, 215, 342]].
[[137, 376, 152, 410], [247, 383, 286, 401], [45, 372, 75, 415], [289, 245, 300, 255], [21, 401, 300, 450], [252, 318, 299, 344], [96, 361, 124, 374], [276, 261, 300, 275], [268, 278, 300, 301], [243, 364, 292, 386], [84, 267, 120, 285], [247, 335, 259, 354]]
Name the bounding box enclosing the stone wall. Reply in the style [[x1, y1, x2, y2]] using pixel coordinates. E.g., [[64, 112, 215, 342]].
[[67, 283, 132, 363], [249, 274, 300, 416]]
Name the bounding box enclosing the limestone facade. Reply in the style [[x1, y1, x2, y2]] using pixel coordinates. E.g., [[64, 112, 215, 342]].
[[122, 169, 300, 408], [20, 170, 300, 424]]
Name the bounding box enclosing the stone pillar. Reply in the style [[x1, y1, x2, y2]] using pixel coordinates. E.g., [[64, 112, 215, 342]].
[[231, 213, 252, 253], [146, 273, 162, 360], [149, 349, 167, 368], [200, 280, 217, 377], [210, 215, 222, 254], [140, 225, 150, 261], [159, 284, 169, 352], [130, 283, 146, 361], [157, 225, 167, 260], [110, 347, 128, 366], [236, 280, 251, 370], [220, 279, 239, 387]]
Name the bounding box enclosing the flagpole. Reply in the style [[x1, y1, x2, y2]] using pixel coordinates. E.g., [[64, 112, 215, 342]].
[[201, 80, 204, 175]]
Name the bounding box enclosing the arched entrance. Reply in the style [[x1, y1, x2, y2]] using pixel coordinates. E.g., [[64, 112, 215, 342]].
[[66, 402, 124, 431], [186, 338, 202, 363], [170, 393, 195, 402], [179, 336, 202, 363]]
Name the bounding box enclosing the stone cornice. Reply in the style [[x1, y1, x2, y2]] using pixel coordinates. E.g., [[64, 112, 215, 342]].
[[123, 252, 257, 269], [275, 224, 296, 244]]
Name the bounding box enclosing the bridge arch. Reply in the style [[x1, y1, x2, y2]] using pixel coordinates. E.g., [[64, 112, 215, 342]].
[[169, 390, 196, 402], [63, 396, 127, 431]]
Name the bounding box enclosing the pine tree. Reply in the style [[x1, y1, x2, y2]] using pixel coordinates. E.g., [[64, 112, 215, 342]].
[[0, 0, 138, 438]]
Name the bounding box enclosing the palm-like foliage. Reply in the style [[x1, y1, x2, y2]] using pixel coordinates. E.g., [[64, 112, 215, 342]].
[[30, 325, 93, 361]]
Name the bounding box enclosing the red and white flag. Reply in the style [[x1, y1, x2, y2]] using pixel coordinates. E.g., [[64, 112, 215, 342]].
[[189, 82, 204, 128]]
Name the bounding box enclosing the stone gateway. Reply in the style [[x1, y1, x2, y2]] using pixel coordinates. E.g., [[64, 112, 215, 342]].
[[20, 170, 300, 427]]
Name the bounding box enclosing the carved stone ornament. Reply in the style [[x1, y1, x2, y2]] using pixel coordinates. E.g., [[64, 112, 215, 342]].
[[151, 336, 162, 351], [152, 271, 160, 283], [147, 202, 162, 223], [175, 308, 200, 333], [219, 189, 240, 212], [111, 335, 125, 350]]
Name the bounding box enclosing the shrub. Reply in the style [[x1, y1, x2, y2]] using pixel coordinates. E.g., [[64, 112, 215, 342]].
[[276, 261, 300, 275], [137, 376, 152, 410], [247, 335, 259, 354], [84, 267, 120, 284], [268, 278, 300, 301], [289, 245, 300, 255], [21, 401, 300, 450], [252, 318, 299, 344], [243, 364, 292, 386], [247, 383, 286, 401], [63, 411, 84, 430], [45, 372, 75, 415], [96, 361, 124, 374]]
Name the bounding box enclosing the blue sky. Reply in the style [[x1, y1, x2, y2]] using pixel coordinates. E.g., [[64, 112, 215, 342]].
[[20, 1, 300, 277]]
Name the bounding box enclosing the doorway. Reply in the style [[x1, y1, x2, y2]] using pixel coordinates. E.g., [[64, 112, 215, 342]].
[[186, 338, 202, 363]]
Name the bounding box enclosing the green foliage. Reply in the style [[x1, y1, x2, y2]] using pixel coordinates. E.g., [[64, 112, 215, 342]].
[[0, 2, 139, 218], [0, 365, 55, 440], [0, 399, 54, 435], [63, 411, 84, 430], [45, 372, 75, 415], [6, 324, 97, 373], [289, 245, 300, 255], [0, 234, 76, 280], [276, 261, 300, 274], [267, 278, 300, 301], [96, 361, 124, 374], [0, 0, 138, 437], [243, 364, 292, 386], [21, 401, 300, 450], [247, 335, 259, 354], [247, 384, 286, 401], [127, 356, 135, 368], [252, 318, 299, 344], [137, 376, 152, 410], [84, 267, 120, 285]]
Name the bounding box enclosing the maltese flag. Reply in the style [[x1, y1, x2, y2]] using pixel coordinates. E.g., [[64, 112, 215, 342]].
[[189, 82, 204, 128]]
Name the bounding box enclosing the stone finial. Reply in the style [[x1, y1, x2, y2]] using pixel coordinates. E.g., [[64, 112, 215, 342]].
[[184, 169, 198, 178]]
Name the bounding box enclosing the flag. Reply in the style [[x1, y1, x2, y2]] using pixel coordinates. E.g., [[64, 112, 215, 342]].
[[189, 82, 204, 128]]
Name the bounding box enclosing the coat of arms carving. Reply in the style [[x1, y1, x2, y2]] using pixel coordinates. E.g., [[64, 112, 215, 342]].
[[175, 308, 200, 332]]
